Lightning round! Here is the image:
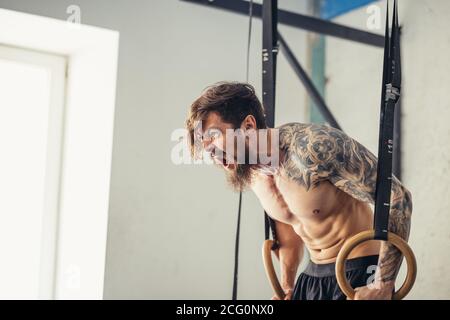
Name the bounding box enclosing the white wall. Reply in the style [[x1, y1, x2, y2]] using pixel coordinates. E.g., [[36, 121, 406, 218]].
[[325, 0, 450, 299], [0, 0, 312, 299]]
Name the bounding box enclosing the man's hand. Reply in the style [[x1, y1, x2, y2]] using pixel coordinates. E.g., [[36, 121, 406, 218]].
[[353, 281, 394, 300], [271, 288, 293, 300]]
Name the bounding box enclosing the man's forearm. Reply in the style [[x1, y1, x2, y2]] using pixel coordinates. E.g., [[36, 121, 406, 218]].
[[377, 182, 413, 284], [278, 247, 303, 290]]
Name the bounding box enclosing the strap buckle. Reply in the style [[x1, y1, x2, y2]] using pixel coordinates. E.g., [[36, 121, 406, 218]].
[[262, 45, 279, 62], [385, 83, 400, 102]]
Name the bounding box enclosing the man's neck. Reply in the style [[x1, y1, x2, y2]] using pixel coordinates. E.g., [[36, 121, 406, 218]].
[[254, 128, 282, 174]]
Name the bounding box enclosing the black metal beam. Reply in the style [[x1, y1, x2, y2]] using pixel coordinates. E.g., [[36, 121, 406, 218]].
[[180, 0, 384, 48], [279, 33, 341, 130], [262, 0, 278, 128]]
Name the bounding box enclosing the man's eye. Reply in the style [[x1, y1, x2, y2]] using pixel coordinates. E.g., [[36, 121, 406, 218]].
[[205, 130, 220, 140]]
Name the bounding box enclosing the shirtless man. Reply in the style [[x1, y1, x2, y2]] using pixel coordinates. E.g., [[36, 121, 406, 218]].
[[186, 82, 412, 300]]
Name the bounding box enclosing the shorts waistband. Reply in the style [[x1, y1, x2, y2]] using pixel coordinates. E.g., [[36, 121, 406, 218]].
[[303, 255, 379, 277]]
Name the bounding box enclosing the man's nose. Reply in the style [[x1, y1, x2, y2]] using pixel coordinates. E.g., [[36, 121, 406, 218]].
[[203, 139, 214, 153]]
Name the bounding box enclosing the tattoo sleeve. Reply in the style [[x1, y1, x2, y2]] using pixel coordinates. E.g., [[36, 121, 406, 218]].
[[279, 123, 413, 283]]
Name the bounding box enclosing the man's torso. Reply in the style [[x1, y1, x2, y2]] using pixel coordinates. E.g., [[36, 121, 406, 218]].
[[251, 123, 380, 264]]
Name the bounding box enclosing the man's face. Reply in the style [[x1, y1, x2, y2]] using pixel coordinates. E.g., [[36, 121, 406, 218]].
[[201, 112, 255, 191]]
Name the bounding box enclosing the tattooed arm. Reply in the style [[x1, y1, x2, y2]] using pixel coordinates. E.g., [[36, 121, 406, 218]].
[[280, 123, 413, 298]]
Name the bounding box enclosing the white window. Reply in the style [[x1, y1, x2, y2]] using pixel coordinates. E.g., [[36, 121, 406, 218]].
[[0, 8, 119, 299], [0, 45, 66, 299]]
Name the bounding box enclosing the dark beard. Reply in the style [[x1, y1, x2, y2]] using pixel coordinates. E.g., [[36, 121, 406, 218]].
[[225, 163, 255, 192]]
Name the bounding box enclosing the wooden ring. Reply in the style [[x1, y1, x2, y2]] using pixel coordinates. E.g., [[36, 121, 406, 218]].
[[262, 239, 286, 300], [335, 230, 417, 300]]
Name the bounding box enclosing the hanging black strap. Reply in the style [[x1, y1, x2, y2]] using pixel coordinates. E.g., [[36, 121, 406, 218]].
[[373, 0, 401, 241], [232, 0, 254, 301], [232, 192, 243, 300], [262, 0, 280, 250]]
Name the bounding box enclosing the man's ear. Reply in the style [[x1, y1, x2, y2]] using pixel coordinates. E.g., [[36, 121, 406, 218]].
[[241, 115, 257, 130]]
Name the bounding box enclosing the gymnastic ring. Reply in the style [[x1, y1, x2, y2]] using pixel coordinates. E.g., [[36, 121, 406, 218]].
[[262, 239, 286, 300], [335, 230, 417, 300]]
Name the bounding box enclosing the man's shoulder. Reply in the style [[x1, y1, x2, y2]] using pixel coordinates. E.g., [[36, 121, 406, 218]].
[[276, 122, 309, 132], [276, 122, 342, 132], [276, 122, 308, 144], [276, 122, 345, 144], [276, 122, 357, 170]]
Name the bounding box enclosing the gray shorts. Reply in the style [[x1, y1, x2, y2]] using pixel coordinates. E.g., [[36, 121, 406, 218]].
[[292, 255, 380, 300]]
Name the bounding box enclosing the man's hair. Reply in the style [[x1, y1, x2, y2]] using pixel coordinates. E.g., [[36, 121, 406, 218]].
[[185, 81, 267, 158]]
